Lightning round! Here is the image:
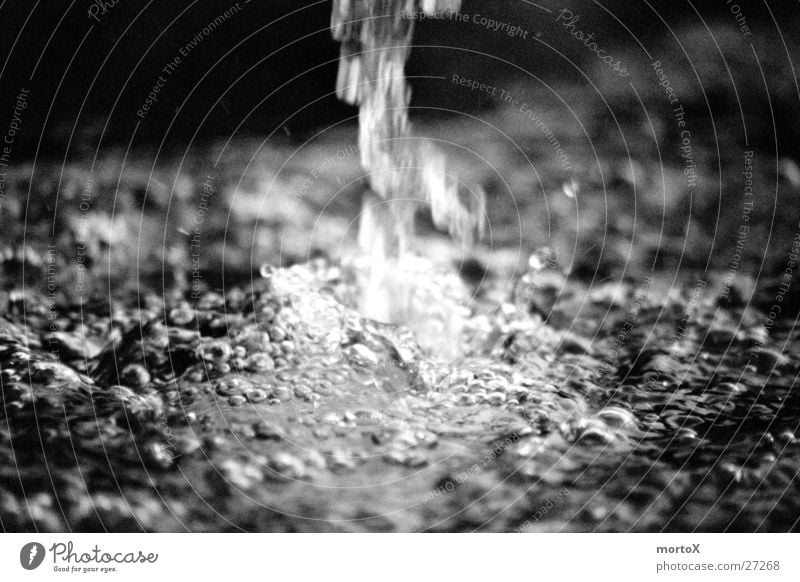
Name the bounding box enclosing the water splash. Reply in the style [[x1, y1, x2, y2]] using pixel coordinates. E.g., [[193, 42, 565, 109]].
[[331, 0, 485, 326]]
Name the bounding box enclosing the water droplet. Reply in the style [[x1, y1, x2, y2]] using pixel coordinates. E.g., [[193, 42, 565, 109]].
[[562, 179, 579, 199]]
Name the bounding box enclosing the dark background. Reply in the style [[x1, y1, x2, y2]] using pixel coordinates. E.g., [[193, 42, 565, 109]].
[[1, 0, 798, 157]]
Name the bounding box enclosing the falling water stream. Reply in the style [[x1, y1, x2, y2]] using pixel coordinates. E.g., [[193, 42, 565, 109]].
[[331, 0, 484, 329]]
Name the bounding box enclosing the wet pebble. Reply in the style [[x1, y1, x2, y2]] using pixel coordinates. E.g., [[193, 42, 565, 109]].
[[218, 458, 263, 490], [314, 379, 334, 396], [664, 414, 704, 431], [559, 334, 593, 355], [235, 330, 270, 354], [168, 305, 195, 326], [246, 388, 268, 403], [184, 367, 207, 383], [108, 385, 144, 407], [176, 435, 202, 456], [345, 343, 380, 369], [717, 381, 746, 394], [270, 385, 292, 402], [596, 407, 638, 431], [43, 330, 103, 360], [203, 434, 228, 451], [750, 348, 789, 372], [487, 391, 507, 406], [313, 426, 332, 440], [329, 450, 358, 472], [761, 452, 777, 463], [215, 378, 250, 396], [30, 361, 82, 390], [120, 364, 151, 389], [575, 425, 614, 445], [706, 326, 737, 347], [675, 427, 699, 442], [384, 450, 428, 468], [293, 384, 313, 399], [269, 452, 306, 479], [456, 394, 478, 406], [720, 462, 744, 482], [145, 442, 174, 469], [253, 421, 282, 441], [196, 340, 232, 363], [268, 326, 288, 342], [246, 353, 275, 373], [227, 395, 247, 407], [354, 409, 383, 425]]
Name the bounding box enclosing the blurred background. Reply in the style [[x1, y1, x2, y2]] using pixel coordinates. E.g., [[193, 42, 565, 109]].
[[1, 0, 799, 301], [1, 0, 798, 151]]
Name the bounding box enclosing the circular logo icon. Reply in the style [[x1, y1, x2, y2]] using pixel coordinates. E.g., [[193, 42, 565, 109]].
[[20, 542, 46, 570]]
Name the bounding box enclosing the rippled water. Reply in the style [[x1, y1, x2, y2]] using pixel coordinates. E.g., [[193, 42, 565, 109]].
[[2, 254, 798, 532], [0, 0, 798, 535]]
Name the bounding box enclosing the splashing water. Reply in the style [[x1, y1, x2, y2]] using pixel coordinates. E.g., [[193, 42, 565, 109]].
[[331, 0, 485, 328]]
